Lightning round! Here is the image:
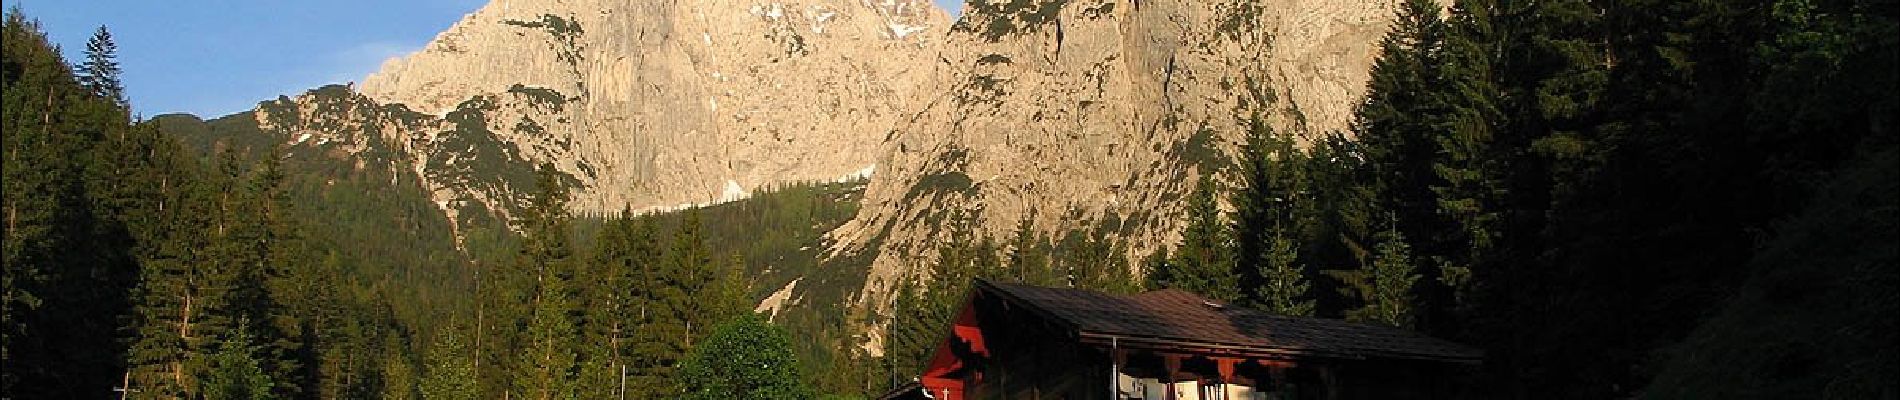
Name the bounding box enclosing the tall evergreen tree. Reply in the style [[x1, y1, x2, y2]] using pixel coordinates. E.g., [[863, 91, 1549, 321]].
[[627, 207, 743, 398], [201, 318, 277, 400], [1156, 175, 1240, 302], [420, 320, 478, 400], [1425, 0, 1502, 315], [78, 25, 125, 107], [1002, 212, 1054, 286], [1339, 223, 1421, 328], [579, 209, 658, 399], [3, 10, 143, 397], [880, 218, 997, 392], [1058, 228, 1142, 295], [512, 164, 581, 400], [378, 339, 419, 400], [1231, 114, 1315, 315]]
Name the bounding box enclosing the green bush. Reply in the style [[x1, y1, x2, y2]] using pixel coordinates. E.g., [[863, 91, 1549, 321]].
[[679, 314, 814, 400]]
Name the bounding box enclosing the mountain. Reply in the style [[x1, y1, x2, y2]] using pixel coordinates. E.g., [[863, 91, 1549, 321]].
[[171, 0, 1417, 355], [823, 0, 1414, 350], [203, 0, 948, 236]]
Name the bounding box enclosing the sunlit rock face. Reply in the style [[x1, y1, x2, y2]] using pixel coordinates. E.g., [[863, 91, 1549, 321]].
[[344, 0, 948, 219], [823, 0, 1412, 353]]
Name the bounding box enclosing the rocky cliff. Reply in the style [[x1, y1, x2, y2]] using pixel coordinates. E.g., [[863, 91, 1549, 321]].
[[820, 0, 1409, 351], [259, 0, 949, 229], [223, 0, 1415, 350]]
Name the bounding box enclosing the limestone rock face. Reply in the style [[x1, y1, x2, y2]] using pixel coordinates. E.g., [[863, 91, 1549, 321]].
[[342, 0, 950, 217], [240, 0, 1421, 350], [823, 0, 1409, 351]]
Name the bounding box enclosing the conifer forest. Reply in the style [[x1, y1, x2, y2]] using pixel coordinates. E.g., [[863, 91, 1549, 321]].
[[3, 0, 1895, 398]]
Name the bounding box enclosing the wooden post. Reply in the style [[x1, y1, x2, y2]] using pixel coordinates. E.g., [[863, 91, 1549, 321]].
[[1163, 355, 1183, 400], [1108, 338, 1122, 400]]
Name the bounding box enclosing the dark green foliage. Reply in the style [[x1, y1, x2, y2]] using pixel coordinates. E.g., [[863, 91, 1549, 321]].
[[4, 10, 150, 397], [1231, 114, 1314, 316], [1054, 227, 1143, 295], [507, 84, 567, 111], [1331, 224, 1419, 327], [78, 25, 124, 106], [880, 218, 998, 393], [957, 0, 1069, 41], [420, 319, 478, 400], [1151, 175, 1240, 302], [1003, 213, 1057, 286], [1643, 147, 1897, 399], [514, 165, 582, 400], [502, 14, 585, 66], [576, 208, 656, 399], [202, 319, 277, 400], [1293, 0, 1899, 394], [679, 313, 814, 400]]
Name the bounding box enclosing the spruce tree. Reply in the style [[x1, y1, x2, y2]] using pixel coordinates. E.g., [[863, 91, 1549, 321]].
[[4, 11, 143, 396], [629, 208, 729, 398], [78, 25, 125, 107], [512, 165, 580, 400], [879, 276, 936, 391], [1003, 212, 1053, 286], [379, 341, 420, 400], [1162, 175, 1240, 302], [579, 209, 657, 399], [1426, 0, 1503, 310], [880, 219, 994, 392], [420, 321, 478, 400], [202, 319, 277, 400], [1357, 224, 1421, 327], [1231, 113, 1315, 315], [1061, 229, 1142, 295]]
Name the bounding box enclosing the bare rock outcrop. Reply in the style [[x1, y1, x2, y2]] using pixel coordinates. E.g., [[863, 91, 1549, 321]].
[[341, 0, 950, 218], [823, 0, 1409, 352]]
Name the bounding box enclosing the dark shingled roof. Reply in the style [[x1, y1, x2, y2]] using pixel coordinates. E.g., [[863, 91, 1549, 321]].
[[976, 279, 1482, 364]]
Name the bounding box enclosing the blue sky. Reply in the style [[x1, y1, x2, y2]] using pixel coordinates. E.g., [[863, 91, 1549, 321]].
[[15, 0, 963, 118]]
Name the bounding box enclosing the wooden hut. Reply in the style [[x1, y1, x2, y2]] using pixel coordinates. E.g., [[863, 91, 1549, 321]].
[[881, 279, 1482, 399]]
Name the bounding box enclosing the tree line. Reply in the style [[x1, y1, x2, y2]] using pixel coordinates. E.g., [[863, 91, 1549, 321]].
[[2, 9, 819, 398], [883, 0, 1894, 395]]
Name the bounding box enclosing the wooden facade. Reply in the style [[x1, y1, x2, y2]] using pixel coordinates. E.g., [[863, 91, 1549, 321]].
[[884, 279, 1481, 400]]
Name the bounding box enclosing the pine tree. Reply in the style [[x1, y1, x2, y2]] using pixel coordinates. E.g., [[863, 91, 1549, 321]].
[[579, 209, 658, 399], [513, 164, 580, 400], [1333, 221, 1421, 328], [879, 276, 936, 390], [202, 319, 278, 400], [628, 207, 732, 398], [1061, 229, 1142, 295], [420, 321, 478, 400], [78, 25, 125, 107], [1353, 0, 1449, 234], [880, 219, 995, 392], [1003, 212, 1054, 286], [1257, 230, 1313, 317], [4, 11, 143, 396], [1160, 175, 1240, 301], [1231, 113, 1315, 315], [379, 340, 419, 400], [1426, 0, 1503, 311], [518, 264, 580, 400]]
